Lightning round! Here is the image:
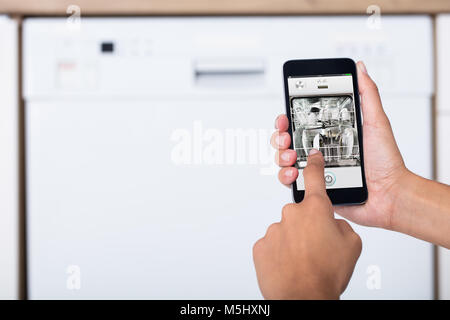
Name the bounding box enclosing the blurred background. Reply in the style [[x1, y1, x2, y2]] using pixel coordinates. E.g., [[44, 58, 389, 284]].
[[0, 0, 449, 300]]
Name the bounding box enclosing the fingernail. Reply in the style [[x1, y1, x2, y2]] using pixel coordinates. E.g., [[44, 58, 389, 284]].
[[285, 168, 294, 177], [275, 135, 284, 146], [274, 115, 280, 129], [309, 148, 319, 156], [358, 61, 368, 74], [281, 152, 290, 161]]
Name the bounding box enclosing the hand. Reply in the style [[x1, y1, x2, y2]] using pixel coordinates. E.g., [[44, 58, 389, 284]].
[[271, 61, 409, 229], [253, 150, 362, 299]]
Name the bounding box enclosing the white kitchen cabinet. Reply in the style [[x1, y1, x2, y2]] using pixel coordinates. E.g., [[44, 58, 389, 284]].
[[436, 14, 450, 300], [0, 15, 19, 299]]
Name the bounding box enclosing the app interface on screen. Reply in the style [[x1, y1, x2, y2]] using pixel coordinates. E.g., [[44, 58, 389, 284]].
[[287, 74, 363, 190]]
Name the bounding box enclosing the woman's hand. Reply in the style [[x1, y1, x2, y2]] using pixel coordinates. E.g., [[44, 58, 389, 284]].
[[253, 150, 362, 299], [271, 61, 410, 229]]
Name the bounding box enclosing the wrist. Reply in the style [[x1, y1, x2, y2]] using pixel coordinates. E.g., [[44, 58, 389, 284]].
[[389, 169, 422, 232], [388, 169, 450, 247]]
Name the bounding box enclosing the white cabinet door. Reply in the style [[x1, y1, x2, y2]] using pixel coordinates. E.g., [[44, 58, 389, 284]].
[[0, 16, 18, 300], [437, 14, 450, 300]]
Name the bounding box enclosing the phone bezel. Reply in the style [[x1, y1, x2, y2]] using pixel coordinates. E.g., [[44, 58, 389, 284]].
[[283, 58, 368, 205]]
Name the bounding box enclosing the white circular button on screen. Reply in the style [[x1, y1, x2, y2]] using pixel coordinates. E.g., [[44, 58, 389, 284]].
[[295, 80, 305, 88], [324, 171, 336, 186]]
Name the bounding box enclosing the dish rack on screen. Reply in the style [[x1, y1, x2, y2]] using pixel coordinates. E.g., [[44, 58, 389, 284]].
[[291, 95, 360, 169]]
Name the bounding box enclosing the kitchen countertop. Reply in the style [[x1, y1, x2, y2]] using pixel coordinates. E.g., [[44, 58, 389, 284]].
[[1, 0, 450, 16]]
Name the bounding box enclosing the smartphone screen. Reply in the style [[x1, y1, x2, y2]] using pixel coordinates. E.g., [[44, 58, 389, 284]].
[[287, 74, 362, 190], [283, 58, 367, 205]]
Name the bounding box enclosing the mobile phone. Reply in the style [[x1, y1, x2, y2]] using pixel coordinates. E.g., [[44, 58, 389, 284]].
[[283, 58, 368, 205]]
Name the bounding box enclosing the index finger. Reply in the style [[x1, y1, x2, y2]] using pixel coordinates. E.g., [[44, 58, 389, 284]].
[[302, 149, 327, 198]]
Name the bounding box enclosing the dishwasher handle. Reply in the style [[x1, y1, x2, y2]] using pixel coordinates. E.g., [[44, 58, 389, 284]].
[[193, 59, 265, 77]]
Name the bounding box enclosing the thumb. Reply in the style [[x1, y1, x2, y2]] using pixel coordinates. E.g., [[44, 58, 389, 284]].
[[356, 61, 389, 127], [303, 148, 326, 198]]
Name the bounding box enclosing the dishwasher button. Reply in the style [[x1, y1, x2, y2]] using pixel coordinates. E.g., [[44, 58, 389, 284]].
[[324, 171, 336, 187]]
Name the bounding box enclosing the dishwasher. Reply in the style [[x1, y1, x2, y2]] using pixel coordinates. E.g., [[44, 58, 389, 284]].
[[23, 17, 434, 299]]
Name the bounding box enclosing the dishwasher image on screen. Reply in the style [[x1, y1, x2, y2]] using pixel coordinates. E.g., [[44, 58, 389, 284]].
[[291, 95, 360, 168], [287, 73, 363, 190]]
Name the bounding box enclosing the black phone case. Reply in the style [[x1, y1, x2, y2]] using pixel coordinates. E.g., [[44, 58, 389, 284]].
[[282, 58, 368, 205]]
